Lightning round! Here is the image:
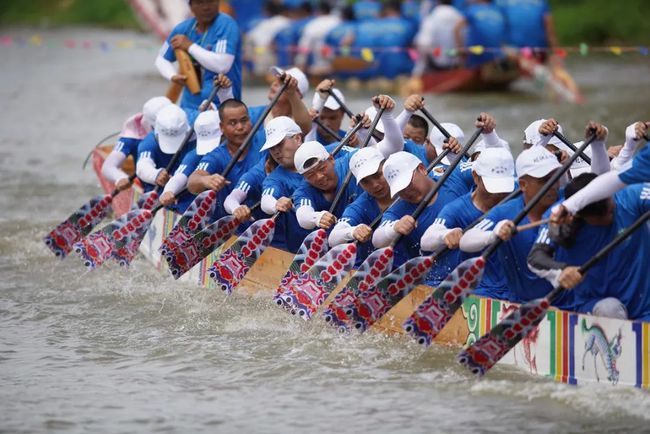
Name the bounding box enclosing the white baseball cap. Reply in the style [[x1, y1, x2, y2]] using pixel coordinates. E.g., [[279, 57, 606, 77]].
[[364, 106, 385, 134], [272, 66, 309, 98], [350, 147, 384, 183], [515, 146, 562, 179], [313, 88, 345, 111], [194, 110, 222, 156], [142, 96, 172, 130], [261, 116, 302, 151], [569, 142, 592, 177], [294, 140, 329, 174], [524, 119, 564, 147], [429, 122, 465, 165], [382, 151, 422, 197], [155, 105, 190, 154], [473, 148, 515, 193]]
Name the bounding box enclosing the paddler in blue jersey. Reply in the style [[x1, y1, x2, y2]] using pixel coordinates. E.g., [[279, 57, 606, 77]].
[[529, 173, 650, 321], [136, 104, 196, 193], [376, 0, 416, 80], [101, 96, 172, 191], [459, 122, 608, 306], [420, 147, 516, 299], [305, 79, 347, 146], [496, 0, 558, 63], [155, 0, 242, 121], [454, 0, 507, 68]]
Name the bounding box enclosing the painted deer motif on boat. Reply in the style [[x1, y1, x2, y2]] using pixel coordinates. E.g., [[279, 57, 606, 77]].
[[580, 319, 622, 385]]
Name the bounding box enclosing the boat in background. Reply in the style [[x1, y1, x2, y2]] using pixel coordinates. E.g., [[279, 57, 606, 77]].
[[89, 146, 648, 391]]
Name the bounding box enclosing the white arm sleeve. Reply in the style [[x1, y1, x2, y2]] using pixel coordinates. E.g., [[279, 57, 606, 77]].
[[136, 157, 162, 185], [101, 150, 129, 184], [420, 223, 452, 252], [304, 123, 318, 143], [611, 123, 644, 170], [482, 130, 511, 152], [223, 188, 247, 215], [590, 139, 610, 175], [395, 109, 413, 133], [459, 227, 496, 253], [261, 193, 278, 215], [377, 111, 405, 157], [356, 128, 378, 148], [561, 170, 626, 214], [188, 44, 235, 74], [372, 221, 399, 248], [312, 93, 326, 112], [155, 54, 177, 81], [217, 86, 234, 102], [162, 173, 187, 196], [328, 221, 355, 247], [296, 205, 325, 230]]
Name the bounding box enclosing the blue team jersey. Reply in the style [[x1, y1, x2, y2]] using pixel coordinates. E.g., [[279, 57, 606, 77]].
[[381, 185, 459, 283], [463, 3, 507, 67], [230, 0, 264, 33], [435, 193, 509, 299], [162, 13, 242, 113], [338, 192, 381, 266], [476, 195, 574, 308], [537, 184, 650, 319], [618, 142, 650, 185], [274, 17, 312, 67], [376, 16, 416, 79], [115, 137, 140, 159], [317, 129, 347, 146], [496, 0, 550, 48], [194, 132, 266, 220], [137, 132, 196, 193], [353, 1, 381, 21], [294, 151, 362, 221]]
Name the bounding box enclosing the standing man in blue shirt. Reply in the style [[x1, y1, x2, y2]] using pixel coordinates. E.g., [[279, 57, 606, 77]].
[[454, 0, 507, 68], [155, 0, 242, 122]]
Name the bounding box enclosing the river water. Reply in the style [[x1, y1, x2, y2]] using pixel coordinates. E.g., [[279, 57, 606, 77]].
[[1, 28, 650, 433]]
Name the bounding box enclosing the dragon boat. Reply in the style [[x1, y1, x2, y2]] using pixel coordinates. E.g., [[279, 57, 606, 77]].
[[91, 145, 648, 391]]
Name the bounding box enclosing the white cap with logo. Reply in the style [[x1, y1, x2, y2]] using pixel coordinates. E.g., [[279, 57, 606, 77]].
[[382, 151, 422, 197], [515, 146, 562, 179], [350, 147, 384, 183], [142, 96, 172, 130], [194, 110, 222, 156], [473, 148, 515, 193], [313, 88, 345, 111], [272, 66, 309, 98], [294, 140, 329, 174], [364, 106, 385, 134], [155, 105, 190, 154], [429, 123, 465, 165], [261, 116, 302, 151], [568, 142, 592, 177], [524, 119, 564, 147]]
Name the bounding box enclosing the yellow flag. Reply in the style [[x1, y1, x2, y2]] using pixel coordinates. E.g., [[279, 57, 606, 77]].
[[468, 45, 484, 55], [30, 35, 42, 46], [610, 46, 622, 55], [361, 48, 374, 62]]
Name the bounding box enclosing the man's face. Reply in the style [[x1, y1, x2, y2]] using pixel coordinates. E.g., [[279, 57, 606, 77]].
[[403, 124, 427, 145], [220, 106, 251, 147], [318, 108, 344, 138], [303, 157, 337, 192], [269, 134, 302, 169], [189, 0, 220, 24], [520, 170, 559, 209], [397, 166, 429, 204], [359, 164, 389, 200]]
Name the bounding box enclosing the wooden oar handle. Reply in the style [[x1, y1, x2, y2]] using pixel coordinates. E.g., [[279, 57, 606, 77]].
[[553, 130, 592, 165], [110, 173, 138, 197], [514, 218, 550, 233], [175, 49, 201, 94]]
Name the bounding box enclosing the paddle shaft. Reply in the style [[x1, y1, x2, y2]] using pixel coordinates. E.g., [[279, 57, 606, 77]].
[[481, 132, 597, 260], [553, 130, 592, 165], [420, 107, 472, 159], [221, 81, 288, 178], [326, 88, 382, 141], [313, 118, 343, 142], [545, 209, 650, 303], [328, 117, 364, 157], [109, 173, 137, 197], [328, 106, 386, 213]]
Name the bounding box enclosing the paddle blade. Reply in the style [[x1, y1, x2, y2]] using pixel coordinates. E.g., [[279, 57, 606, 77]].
[[110, 211, 155, 267], [164, 215, 239, 279], [349, 254, 434, 334], [322, 247, 394, 333], [208, 218, 277, 294], [44, 194, 112, 258], [281, 243, 357, 320], [136, 190, 159, 211], [159, 190, 217, 256], [403, 257, 485, 347], [272, 229, 328, 309], [457, 297, 550, 377]]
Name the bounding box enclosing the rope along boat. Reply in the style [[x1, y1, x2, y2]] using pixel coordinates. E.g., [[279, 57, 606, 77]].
[[92, 145, 649, 391]]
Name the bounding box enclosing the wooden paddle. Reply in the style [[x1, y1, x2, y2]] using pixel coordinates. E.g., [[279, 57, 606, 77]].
[[401, 130, 598, 346], [347, 126, 484, 333], [44, 173, 137, 259], [458, 209, 650, 377], [166, 49, 201, 103], [200, 118, 368, 292], [278, 106, 387, 319]]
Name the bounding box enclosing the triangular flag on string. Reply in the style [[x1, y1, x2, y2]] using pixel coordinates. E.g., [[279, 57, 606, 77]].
[[579, 43, 589, 56], [361, 47, 374, 62], [468, 45, 484, 55], [610, 46, 622, 55]]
